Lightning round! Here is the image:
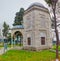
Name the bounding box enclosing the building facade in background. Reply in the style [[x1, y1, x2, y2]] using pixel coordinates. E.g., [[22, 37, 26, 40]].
[[0, 29, 3, 42], [50, 0, 60, 44], [51, 0, 60, 29]]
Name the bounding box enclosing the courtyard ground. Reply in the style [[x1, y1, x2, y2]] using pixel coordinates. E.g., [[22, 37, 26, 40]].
[[0, 50, 56, 61]]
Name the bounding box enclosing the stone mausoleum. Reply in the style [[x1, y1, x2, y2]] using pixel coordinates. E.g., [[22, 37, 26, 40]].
[[11, 2, 52, 50]]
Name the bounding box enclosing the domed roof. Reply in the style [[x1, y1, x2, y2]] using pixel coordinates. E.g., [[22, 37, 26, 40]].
[[28, 2, 46, 9]]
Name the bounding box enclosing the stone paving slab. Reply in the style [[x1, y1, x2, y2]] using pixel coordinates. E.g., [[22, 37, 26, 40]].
[[0, 47, 13, 55], [0, 48, 6, 55], [0, 46, 23, 55], [50, 49, 60, 54]]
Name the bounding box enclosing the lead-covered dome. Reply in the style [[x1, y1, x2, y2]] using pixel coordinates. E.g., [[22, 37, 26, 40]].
[[28, 2, 46, 9]]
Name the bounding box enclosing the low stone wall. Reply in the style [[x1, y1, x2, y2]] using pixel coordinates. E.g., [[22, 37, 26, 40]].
[[23, 46, 51, 51], [23, 46, 37, 51]]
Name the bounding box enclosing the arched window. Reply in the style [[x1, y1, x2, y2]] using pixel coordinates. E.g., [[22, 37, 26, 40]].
[[27, 37, 31, 45]]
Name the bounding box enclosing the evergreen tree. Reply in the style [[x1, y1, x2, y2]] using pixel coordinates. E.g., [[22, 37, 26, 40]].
[[2, 22, 9, 37], [13, 8, 24, 26]]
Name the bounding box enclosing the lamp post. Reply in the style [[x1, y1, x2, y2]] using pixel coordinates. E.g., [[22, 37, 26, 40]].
[[4, 36, 7, 53], [51, 0, 59, 61]]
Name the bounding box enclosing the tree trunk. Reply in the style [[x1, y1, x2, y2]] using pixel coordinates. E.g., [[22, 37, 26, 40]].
[[53, 4, 59, 59]]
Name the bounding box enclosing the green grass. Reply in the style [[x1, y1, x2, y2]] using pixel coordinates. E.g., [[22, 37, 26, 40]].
[[0, 50, 56, 61], [52, 45, 60, 51]]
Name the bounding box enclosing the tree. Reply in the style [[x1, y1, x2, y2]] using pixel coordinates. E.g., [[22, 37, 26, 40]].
[[45, 0, 59, 61], [13, 8, 24, 26], [2, 22, 9, 37], [51, 17, 60, 29]]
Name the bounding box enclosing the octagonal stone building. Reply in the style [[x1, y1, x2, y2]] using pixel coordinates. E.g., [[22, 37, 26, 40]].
[[23, 2, 52, 50], [11, 2, 52, 50]]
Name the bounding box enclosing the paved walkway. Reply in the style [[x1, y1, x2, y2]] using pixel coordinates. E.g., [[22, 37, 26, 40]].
[[0, 46, 23, 55], [0, 47, 13, 55], [0, 48, 5, 55], [50, 49, 60, 54]]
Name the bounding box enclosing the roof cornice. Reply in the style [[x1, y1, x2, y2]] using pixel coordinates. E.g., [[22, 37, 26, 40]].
[[24, 6, 49, 16]]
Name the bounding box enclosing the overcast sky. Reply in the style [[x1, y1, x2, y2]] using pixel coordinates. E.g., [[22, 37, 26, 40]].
[[0, 0, 47, 28]]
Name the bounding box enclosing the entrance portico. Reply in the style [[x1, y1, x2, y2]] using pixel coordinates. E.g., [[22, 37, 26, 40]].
[[11, 25, 24, 46]]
